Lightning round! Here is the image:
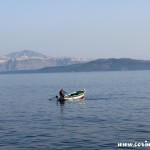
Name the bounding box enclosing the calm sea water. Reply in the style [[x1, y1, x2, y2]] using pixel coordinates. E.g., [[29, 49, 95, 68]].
[[0, 71, 150, 150]]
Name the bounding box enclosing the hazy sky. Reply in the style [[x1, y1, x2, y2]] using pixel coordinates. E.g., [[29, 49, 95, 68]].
[[0, 0, 150, 59]]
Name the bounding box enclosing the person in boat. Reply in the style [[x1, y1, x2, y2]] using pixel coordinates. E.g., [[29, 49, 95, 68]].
[[59, 89, 66, 98]]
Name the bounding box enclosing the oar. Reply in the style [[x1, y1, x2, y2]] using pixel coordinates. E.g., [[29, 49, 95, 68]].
[[48, 96, 57, 101]]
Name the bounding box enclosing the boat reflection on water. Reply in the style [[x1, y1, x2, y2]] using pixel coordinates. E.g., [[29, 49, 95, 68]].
[[56, 97, 85, 114], [57, 96, 85, 105]]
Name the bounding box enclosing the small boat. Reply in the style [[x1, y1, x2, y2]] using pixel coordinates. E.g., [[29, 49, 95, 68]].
[[56, 89, 86, 101]]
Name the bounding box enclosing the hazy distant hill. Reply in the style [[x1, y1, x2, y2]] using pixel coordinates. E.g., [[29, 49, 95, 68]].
[[6, 50, 47, 58], [36, 58, 150, 73], [0, 50, 93, 72], [1, 56, 150, 74]]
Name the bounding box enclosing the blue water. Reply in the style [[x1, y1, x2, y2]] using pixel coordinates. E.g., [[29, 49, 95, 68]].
[[0, 71, 150, 150]]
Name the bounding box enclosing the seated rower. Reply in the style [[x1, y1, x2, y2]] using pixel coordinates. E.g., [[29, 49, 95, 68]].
[[59, 89, 66, 98]]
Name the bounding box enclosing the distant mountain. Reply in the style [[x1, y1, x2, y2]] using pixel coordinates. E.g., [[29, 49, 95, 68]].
[[6, 50, 46, 58], [35, 58, 150, 73], [1, 58, 150, 74], [2, 51, 150, 74], [0, 50, 93, 72]]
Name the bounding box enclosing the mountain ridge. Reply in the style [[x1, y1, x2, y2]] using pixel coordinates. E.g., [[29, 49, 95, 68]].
[[37, 58, 150, 73], [0, 50, 94, 72], [1, 50, 150, 73], [1, 58, 150, 74], [6, 50, 47, 58]]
